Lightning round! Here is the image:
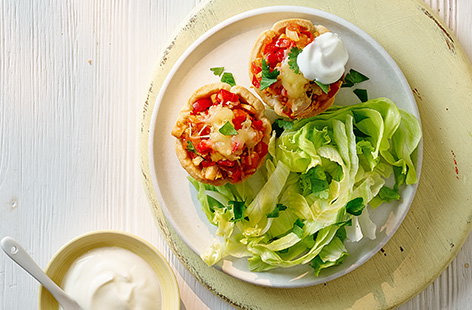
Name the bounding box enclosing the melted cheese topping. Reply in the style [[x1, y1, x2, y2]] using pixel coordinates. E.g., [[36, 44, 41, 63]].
[[279, 60, 309, 99], [209, 131, 233, 157], [207, 105, 234, 126], [203, 106, 260, 160], [235, 119, 258, 148]]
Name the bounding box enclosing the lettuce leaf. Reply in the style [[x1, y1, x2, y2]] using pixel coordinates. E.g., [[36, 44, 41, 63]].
[[190, 97, 421, 274]]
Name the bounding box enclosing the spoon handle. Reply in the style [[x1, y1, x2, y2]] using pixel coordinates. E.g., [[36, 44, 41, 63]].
[[1, 237, 81, 309]]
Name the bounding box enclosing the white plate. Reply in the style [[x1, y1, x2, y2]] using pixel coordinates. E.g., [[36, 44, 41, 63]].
[[149, 6, 422, 288]]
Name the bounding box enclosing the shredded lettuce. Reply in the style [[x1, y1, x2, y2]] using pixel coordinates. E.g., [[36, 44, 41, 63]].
[[190, 97, 421, 276]]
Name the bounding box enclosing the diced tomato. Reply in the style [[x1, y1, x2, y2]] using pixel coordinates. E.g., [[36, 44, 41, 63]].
[[255, 142, 269, 157], [275, 37, 292, 49], [195, 140, 212, 154], [263, 41, 278, 55], [216, 89, 239, 103], [267, 49, 286, 67], [242, 152, 260, 171], [229, 169, 242, 182], [232, 113, 247, 130], [276, 49, 285, 62], [217, 160, 236, 167], [252, 119, 264, 131], [200, 126, 211, 136], [201, 160, 215, 167], [192, 98, 212, 113], [252, 75, 260, 88], [267, 52, 279, 66]]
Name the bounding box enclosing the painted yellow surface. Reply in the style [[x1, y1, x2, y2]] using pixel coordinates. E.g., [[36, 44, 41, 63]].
[[141, 0, 472, 309], [39, 231, 180, 310]]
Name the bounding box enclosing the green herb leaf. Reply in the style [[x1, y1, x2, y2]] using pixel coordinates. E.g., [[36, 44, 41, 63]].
[[335, 226, 347, 241], [186, 141, 196, 153], [315, 80, 330, 94], [294, 218, 305, 228], [260, 58, 280, 90], [219, 121, 238, 136], [292, 226, 304, 238], [299, 166, 329, 199], [272, 119, 294, 137], [210, 67, 225, 76], [288, 47, 303, 74], [221, 72, 236, 86], [346, 197, 365, 216], [393, 166, 406, 191], [267, 204, 288, 218], [378, 186, 401, 201], [342, 69, 369, 87], [229, 200, 246, 222], [353, 88, 368, 102]]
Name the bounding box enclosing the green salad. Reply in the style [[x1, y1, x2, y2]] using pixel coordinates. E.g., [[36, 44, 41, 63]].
[[190, 97, 421, 275]]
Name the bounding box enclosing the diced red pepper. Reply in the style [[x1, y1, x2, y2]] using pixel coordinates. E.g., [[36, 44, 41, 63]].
[[216, 89, 239, 103], [251, 62, 262, 75], [252, 119, 264, 131], [217, 160, 236, 167], [195, 140, 212, 154], [192, 98, 212, 113], [252, 75, 260, 88], [232, 109, 247, 130], [201, 160, 215, 167]]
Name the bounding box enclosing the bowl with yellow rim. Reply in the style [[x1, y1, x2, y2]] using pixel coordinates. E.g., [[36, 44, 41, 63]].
[[39, 230, 180, 309]]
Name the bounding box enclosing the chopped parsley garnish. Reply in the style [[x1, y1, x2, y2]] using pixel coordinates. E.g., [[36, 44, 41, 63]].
[[378, 186, 401, 201], [353, 88, 368, 102], [288, 47, 303, 74], [219, 121, 238, 136], [345, 197, 365, 216], [314, 80, 330, 94], [260, 58, 280, 90], [210, 67, 236, 86], [342, 69, 369, 88], [291, 219, 305, 238], [221, 72, 236, 86], [299, 166, 330, 199], [186, 141, 196, 153], [272, 119, 294, 137], [229, 200, 246, 222], [267, 204, 288, 218], [210, 67, 225, 76]]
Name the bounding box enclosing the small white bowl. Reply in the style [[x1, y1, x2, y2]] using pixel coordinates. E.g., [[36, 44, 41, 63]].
[[39, 230, 180, 309]]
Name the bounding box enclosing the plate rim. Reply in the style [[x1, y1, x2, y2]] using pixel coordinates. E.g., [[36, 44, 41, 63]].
[[148, 5, 423, 288]]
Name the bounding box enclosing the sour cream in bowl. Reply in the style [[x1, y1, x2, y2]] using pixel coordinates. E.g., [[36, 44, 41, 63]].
[[39, 231, 180, 310]]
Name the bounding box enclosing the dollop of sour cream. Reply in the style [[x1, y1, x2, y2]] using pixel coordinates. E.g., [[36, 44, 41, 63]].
[[297, 32, 349, 84], [62, 247, 162, 310]]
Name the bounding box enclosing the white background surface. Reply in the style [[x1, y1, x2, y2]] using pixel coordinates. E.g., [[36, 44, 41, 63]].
[[0, 0, 470, 309]]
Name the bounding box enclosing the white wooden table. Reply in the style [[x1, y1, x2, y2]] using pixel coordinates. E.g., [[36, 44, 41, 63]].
[[0, 1, 470, 309]]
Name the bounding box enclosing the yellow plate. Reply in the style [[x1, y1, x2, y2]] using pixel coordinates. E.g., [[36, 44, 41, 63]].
[[39, 231, 180, 309], [141, 0, 472, 308]]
